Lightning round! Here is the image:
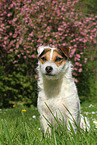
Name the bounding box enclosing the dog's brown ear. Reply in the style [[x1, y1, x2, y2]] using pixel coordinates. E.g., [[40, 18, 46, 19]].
[[58, 46, 70, 58]]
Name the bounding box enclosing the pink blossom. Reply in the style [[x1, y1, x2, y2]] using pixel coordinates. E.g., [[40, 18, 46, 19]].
[[84, 58, 87, 63], [4, 37, 8, 40], [75, 62, 80, 66], [58, 28, 63, 31], [63, 43, 66, 46], [35, 75, 38, 79], [17, 55, 20, 58], [73, 78, 78, 83], [90, 36, 93, 39], [24, 56, 27, 59], [80, 52, 83, 55], [71, 49, 76, 55], [13, 18, 17, 22], [31, 55, 36, 58], [29, 32, 33, 37], [15, 50, 18, 53], [76, 54, 80, 58], [9, 32, 12, 36], [13, 61, 17, 64], [7, 13, 12, 17], [78, 68, 82, 72], [26, 51, 29, 54], [9, 49, 13, 52]]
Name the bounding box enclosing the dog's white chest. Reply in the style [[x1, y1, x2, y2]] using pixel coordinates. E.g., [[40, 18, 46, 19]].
[[38, 76, 79, 118]]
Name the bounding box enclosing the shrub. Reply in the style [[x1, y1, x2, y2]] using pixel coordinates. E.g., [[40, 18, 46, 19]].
[[0, 66, 37, 108], [0, 0, 97, 107], [0, 0, 97, 73], [77, 45, 97, 101]]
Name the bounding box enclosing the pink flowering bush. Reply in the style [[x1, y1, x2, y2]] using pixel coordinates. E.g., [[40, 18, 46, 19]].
[[0, 0, 97, 107]]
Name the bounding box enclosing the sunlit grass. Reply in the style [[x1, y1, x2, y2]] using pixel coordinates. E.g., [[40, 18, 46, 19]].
[[0, 101, 97, 145]]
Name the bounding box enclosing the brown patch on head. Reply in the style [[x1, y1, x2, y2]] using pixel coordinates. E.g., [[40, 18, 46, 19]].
[[39, 47, 69, 67], [52, 48, 67, 67], [39, 48, 51, 64]]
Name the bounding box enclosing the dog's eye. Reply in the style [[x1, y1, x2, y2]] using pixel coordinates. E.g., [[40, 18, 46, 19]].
[[55, 57, 63, 62], [41, 56, 46, 61]]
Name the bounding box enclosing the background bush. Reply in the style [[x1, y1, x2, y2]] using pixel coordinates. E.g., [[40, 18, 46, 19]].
[[0, 0, 97, 107], [76, 44, 97, 102], [0, 64, 37, 108]]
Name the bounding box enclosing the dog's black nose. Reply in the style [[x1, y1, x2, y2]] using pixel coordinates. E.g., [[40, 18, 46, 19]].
[[45, 66, 53, 73]]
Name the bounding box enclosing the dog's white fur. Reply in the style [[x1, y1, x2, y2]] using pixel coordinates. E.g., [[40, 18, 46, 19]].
[[37, 46, 90, 134]]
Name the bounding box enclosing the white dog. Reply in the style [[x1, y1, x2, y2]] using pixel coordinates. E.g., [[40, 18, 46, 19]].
[[37, 45, 89, 135]]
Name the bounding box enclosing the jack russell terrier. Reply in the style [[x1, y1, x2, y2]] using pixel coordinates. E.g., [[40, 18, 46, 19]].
[[37, 45, 90, 135]]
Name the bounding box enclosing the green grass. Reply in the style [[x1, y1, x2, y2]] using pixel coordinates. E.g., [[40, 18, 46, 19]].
[[0, 102, 97, 145]]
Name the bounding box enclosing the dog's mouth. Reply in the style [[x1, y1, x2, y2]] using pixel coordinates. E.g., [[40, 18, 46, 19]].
[[44, 73, 59, 80], [45, 73, 55, 76]]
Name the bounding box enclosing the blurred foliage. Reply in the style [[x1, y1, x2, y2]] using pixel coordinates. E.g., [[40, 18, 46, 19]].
[[0, 0, 97, 108], [0, 64, 37, 108], [75, 0, 97, 101], [75, 0, 97, 15], [77, 44, 97, 102]]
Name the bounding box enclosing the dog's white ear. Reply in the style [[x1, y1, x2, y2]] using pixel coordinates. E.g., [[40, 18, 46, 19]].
[[37, 46, 45, 55]]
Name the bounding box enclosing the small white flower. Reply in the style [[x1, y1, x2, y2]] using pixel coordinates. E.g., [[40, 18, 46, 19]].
[[84, 112, 89, 115], [89, 104, 94, 108], [93, 120, 97, 124], [92, 112, 95, 114], [32, 115, 36, 119], [93, 120, 97, 128], [38, 128, 41, 130]]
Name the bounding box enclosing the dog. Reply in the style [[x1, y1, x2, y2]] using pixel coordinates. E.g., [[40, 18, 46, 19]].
[[37, 45, 89, 135]]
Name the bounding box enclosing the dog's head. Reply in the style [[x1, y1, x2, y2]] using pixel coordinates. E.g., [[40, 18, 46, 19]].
[[38, 46, 70, 80]]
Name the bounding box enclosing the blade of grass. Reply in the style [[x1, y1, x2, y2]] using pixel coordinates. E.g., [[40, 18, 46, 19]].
[[54, 132, 57, 145], [3, 120, 12, 145], [44, 103, 63, 129]]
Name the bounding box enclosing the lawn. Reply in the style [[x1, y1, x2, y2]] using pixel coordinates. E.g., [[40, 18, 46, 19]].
[[0, 101, 97, 145]]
